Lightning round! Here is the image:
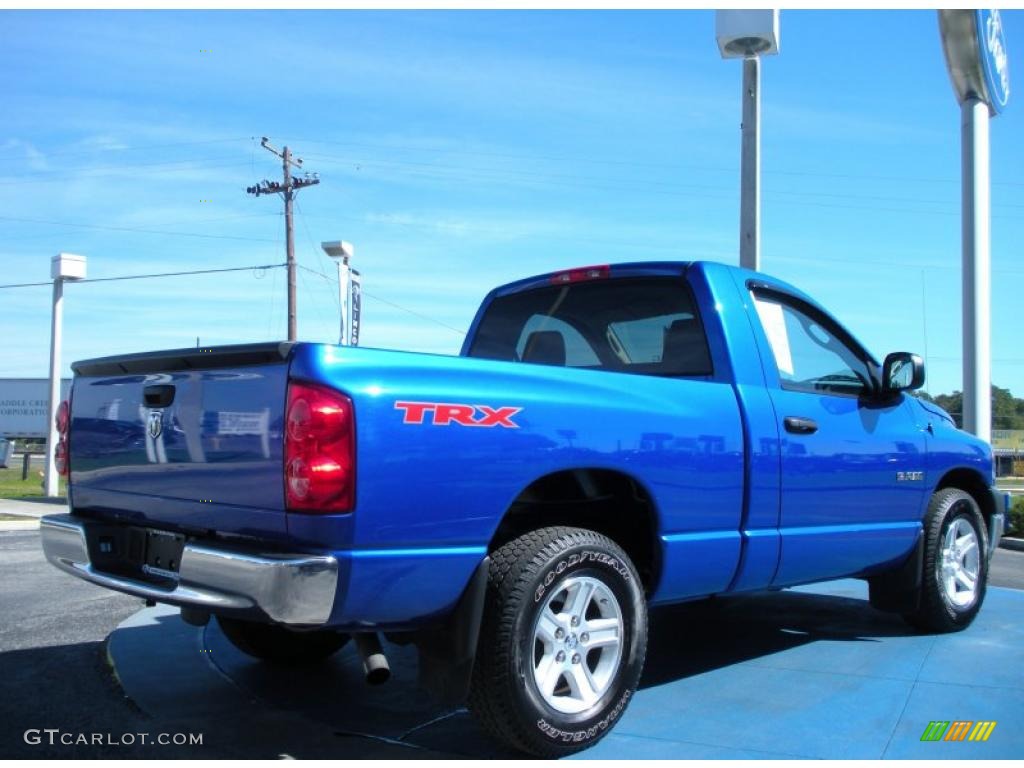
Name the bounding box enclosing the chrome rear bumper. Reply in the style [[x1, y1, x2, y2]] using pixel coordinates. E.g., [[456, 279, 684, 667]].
[[40, 514, 338, 626]]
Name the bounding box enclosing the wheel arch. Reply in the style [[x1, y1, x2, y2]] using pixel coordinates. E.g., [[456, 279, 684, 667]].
[[488, 468, 662, 594], [934, 467, 994, 527]]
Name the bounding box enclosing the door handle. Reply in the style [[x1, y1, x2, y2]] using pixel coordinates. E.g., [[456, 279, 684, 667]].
[[784, 416, 818, 435]]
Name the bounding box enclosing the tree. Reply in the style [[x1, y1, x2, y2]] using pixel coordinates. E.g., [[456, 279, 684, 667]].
[[916, 385, 1024, 430]]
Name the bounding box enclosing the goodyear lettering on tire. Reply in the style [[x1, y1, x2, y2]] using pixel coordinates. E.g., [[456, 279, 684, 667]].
[[534, 551, 632, 602]]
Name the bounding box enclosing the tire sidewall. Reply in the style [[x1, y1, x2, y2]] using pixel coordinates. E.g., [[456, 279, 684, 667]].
[[509, 540, 646, 750], [931, 496, 988, 627]]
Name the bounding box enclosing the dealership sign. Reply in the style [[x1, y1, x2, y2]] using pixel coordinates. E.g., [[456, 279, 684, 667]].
[[940, 9, 1011, 115], [979, 10, 1010, 112], [0, 379, 72, 438]]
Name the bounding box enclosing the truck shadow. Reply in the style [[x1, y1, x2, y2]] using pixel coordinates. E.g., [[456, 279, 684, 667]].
[[641, 588, 916, 689], [188, 585, 918, 756], [7, 586, 919, 758]]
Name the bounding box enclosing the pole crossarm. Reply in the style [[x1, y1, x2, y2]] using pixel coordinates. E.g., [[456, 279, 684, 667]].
[[246, 176, 319, 197]]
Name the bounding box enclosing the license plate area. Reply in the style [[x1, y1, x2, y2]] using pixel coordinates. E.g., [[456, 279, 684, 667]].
[[86, 523, 185, 586], [142, 529, 185, 579]]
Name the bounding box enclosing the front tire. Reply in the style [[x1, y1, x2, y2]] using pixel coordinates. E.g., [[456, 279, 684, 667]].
[[216, 616, 349, 664], [903, 488, 988, 633], [468, 527, 647, 757]]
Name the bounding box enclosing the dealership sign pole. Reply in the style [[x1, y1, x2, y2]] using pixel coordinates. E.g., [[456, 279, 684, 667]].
[[939, 10, 1009, 443], [45, 253, 86, 497]]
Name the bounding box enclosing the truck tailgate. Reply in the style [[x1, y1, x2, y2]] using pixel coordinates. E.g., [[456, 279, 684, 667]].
[[68, 343, 293, 539]]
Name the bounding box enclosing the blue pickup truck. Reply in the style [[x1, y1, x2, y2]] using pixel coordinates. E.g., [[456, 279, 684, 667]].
[[41, 261, 1007, 756]]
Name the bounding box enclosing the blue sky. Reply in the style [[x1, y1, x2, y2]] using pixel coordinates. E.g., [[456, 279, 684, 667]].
[[1, 9, 1022, 398]]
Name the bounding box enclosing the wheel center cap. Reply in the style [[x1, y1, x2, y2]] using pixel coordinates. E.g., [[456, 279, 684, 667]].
[[565, 632, 579, 650]]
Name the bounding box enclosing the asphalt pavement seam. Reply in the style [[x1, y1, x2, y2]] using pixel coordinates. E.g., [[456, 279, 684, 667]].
[[609, 727, 816, 759], [878, 635, 938, 759]]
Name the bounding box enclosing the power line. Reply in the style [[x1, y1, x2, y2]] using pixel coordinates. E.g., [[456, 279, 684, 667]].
[[0, 159, 255, 187], [302, 152, 1023, 220], [10, 133, 1024, 197], [296, 263, 464, 336], [363, 290, 465, 336], [0, 215, 279, 243], [294, 136, 1024, 189], [292, 209, 1024, 276], [294, 197, 341, 313], [930, 356, 1024, 365], [0, 263, 285, 290], [31, 136, 253, 160]]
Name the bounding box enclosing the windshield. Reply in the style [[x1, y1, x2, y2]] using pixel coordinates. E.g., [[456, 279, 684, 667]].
[[467, 277, 713, 377]]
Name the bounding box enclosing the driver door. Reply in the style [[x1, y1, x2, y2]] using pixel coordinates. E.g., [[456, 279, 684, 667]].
[[749, 288, 927, 586]]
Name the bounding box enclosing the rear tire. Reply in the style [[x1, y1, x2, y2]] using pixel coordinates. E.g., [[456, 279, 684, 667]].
[[216, 616, 349, 664], [903, 488, 988, 633], [468, 527, 647, 757]]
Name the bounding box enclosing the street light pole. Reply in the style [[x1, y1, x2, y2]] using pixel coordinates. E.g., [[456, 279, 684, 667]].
[[45, 253, 86, 497], [716, 10, 779, 273], [44, 278, 64, 497], [740, 55, 761, 270]]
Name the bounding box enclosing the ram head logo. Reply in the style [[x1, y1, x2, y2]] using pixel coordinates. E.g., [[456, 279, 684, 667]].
[[147, 410, 163, 439]]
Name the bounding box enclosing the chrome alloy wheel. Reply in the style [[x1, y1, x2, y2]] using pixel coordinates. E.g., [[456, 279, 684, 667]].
[[530, 575, 624, 715], [939, 516, 981, 609]]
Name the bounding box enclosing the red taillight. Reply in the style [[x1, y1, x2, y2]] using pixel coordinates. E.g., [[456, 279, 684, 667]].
[[55, 399, 70, 476], [285, 382, 354, 513], [549, 265, 610, 285], [54, 440, 69, 476], [56, 400, 70, 435]]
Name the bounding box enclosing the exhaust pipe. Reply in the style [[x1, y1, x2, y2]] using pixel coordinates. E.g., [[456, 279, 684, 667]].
[[354, 633, 390, 685]]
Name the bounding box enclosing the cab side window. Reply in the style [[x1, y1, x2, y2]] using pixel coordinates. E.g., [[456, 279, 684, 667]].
[[752, 292, 873, 396]]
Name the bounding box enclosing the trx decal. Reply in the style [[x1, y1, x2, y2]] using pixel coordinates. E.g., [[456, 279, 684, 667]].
[[394, 401, 522, 428]]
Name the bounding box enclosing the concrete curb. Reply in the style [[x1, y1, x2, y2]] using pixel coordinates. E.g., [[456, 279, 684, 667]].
[[0, 519, 41, 531], [0, 498, 68, 519], [999, 537, 1024, 553]]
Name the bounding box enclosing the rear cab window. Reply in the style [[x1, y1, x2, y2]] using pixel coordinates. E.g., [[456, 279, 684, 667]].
[[467, 277, 713, 378]]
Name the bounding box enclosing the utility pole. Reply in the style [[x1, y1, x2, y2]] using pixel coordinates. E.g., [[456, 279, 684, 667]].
[[247, 137, 320, 341]]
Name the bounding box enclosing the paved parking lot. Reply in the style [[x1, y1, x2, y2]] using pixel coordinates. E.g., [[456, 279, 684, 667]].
[[2, 527, 1022, 759], [0, 529, 441, 759]]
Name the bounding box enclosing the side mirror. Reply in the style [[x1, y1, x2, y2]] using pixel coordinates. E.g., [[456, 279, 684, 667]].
[[882, 352, 925, 393]]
